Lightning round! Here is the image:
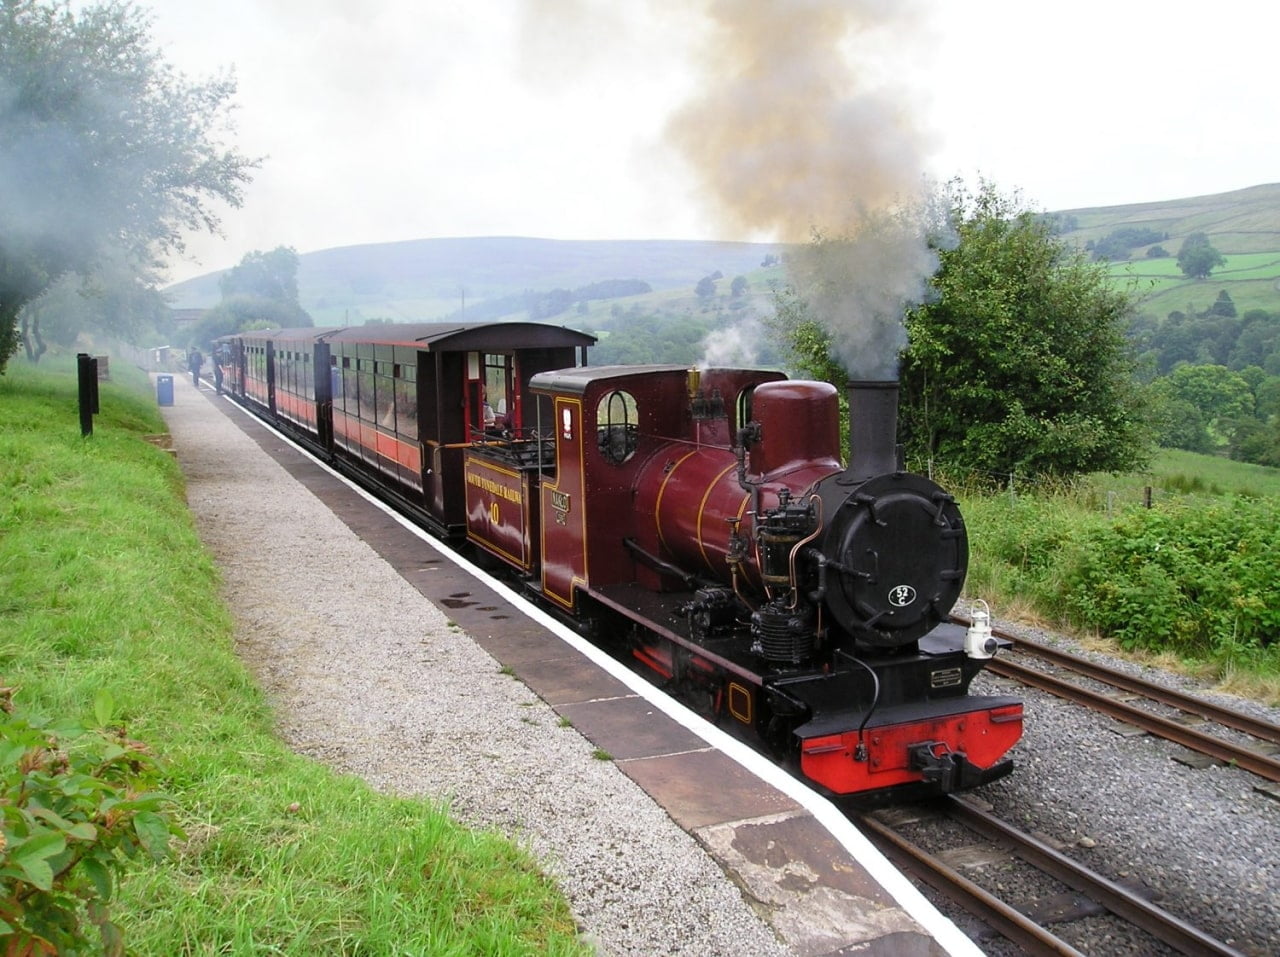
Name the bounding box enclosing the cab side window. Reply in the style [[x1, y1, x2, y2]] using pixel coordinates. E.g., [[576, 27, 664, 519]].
[[596, 389, 638, 464]]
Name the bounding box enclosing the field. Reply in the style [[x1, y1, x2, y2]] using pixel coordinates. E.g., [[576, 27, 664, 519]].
[[959, 450, 1280, 704], [157, 184, 1280, 332], [1059, 182, 1280, 316], [0, 359, 587, 955]]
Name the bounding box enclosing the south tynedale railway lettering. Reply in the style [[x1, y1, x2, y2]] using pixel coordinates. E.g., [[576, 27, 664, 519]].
[[466, 469, 523, 504]]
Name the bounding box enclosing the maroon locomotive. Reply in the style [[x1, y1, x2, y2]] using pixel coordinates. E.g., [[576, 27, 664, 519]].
[[217, 323, 1022, 800]]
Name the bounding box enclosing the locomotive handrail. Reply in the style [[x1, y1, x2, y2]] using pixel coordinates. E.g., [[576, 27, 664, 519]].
[[623, 537, 705, 590], [466, 428, 555, 468]]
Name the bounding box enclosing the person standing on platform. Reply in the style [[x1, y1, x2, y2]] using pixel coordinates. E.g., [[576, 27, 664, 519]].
[[188, 348, 203, 388]]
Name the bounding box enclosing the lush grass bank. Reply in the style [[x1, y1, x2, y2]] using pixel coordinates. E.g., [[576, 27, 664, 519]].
[[0, 358, 587, 955], [961, 460, 1280, 705]]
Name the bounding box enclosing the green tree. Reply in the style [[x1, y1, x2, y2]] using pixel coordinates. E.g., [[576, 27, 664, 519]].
[[1152, 363, 1253, 450], [187, 295, 304, 350], [1208, 289, 1237, 318], [0, 0, 256, 372], [197, 246, 311, 346], [1176, 231, 1225, 279], [898, 181, 1150, 479], [218, 246, 302, 305], [17, 264, 169, 356]]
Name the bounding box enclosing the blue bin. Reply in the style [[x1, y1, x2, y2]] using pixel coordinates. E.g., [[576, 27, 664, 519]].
[[156, 374, 174, 407]]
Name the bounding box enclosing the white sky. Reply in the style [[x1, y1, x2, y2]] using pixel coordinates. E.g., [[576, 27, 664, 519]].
[[141, 0, 1279, 283]]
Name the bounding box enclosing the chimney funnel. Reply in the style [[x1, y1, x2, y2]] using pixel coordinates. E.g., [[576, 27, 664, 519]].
[[846, 380, 900, 482]]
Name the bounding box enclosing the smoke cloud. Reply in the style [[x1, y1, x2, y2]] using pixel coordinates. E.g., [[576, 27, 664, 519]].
[[787, 201, 948, 380], [667, 0, 941, 379]]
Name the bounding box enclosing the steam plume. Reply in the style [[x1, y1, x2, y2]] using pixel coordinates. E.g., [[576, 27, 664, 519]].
[[668, 0, 941, 378]]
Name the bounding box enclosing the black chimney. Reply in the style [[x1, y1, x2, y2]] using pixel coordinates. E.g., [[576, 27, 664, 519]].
[[845, 380, 899, 482]]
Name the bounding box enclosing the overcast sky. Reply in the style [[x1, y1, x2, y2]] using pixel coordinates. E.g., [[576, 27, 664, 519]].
[[141, 0, 1278, 283]]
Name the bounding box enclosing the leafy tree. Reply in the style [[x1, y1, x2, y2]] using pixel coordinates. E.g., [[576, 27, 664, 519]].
[[218, 246, 302, 305], [1255, 374, 1280, 420], [1152, 363, 1253, 451], [190, 246, 311, 348], [0, 0, 256, 372], [1176, 232, 1226, 279], [1090, 226, 1166, 261], [1231, 418, 1280, 466], [17, 264, 169, 356], [898, 181, 1150, 479], [187, 295, 302, 349], [1208, 290, 1236, 318], [730, 275, 748, 298], [1149, 394, 1213, 452], [695, 276, 717, 299], [1227, 312, 1278, 370]]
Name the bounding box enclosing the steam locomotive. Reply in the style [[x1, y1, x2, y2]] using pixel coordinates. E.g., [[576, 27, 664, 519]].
[[215, 321, 1022, 801]]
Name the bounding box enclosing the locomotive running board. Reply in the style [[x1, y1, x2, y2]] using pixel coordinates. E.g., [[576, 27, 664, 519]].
[[585, 583, 764, 686]]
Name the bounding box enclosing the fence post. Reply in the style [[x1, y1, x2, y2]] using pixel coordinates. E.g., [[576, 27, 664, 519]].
[[77, 353, 99, 437]]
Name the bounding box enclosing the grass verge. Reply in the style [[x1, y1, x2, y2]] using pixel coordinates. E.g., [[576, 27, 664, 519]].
[[960, 469, 1280, 705], [0, 357, 587, 955]]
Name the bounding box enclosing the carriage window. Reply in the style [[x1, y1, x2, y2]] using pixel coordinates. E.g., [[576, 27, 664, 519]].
[[596, 389, 638, 464], [483, 353, 511, 428]]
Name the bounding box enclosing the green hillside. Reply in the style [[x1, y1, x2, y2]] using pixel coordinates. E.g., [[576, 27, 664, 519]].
[[163, 184, 1280, 328], [1054, 183, 1280, 315], [166, 236, 783, 325]]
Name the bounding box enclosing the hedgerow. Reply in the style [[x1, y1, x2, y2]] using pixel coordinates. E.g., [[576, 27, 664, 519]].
[[1060, 497, 1280, 658]]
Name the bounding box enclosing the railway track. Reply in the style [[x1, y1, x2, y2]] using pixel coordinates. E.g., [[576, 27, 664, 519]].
[[961, 620, 1280, 786], [857, 795, 1247, 956]]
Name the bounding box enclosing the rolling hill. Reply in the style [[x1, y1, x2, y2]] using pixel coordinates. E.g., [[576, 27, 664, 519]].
[[163, 184, 1280, 327], [165, 236, 783, 326], [1054, 182, 1280, 316]]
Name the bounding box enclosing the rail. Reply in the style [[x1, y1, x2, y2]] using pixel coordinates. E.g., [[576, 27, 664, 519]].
[[858, 796, 1246, 957]]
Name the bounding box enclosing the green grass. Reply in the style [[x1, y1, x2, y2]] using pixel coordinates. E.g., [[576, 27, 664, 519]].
[[959, 449, 1280, 704], [1057, 182, 1280, 315], [0, 357, 588, 955]]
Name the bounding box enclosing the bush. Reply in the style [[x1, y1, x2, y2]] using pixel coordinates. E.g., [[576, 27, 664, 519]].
[[0, 689, 180, 956], [1061, 498, 1280, 656]]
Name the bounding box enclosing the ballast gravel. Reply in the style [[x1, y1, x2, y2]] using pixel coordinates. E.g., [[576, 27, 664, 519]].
[[160, 378, 791, 957], [956, 626, 1280, 955]]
